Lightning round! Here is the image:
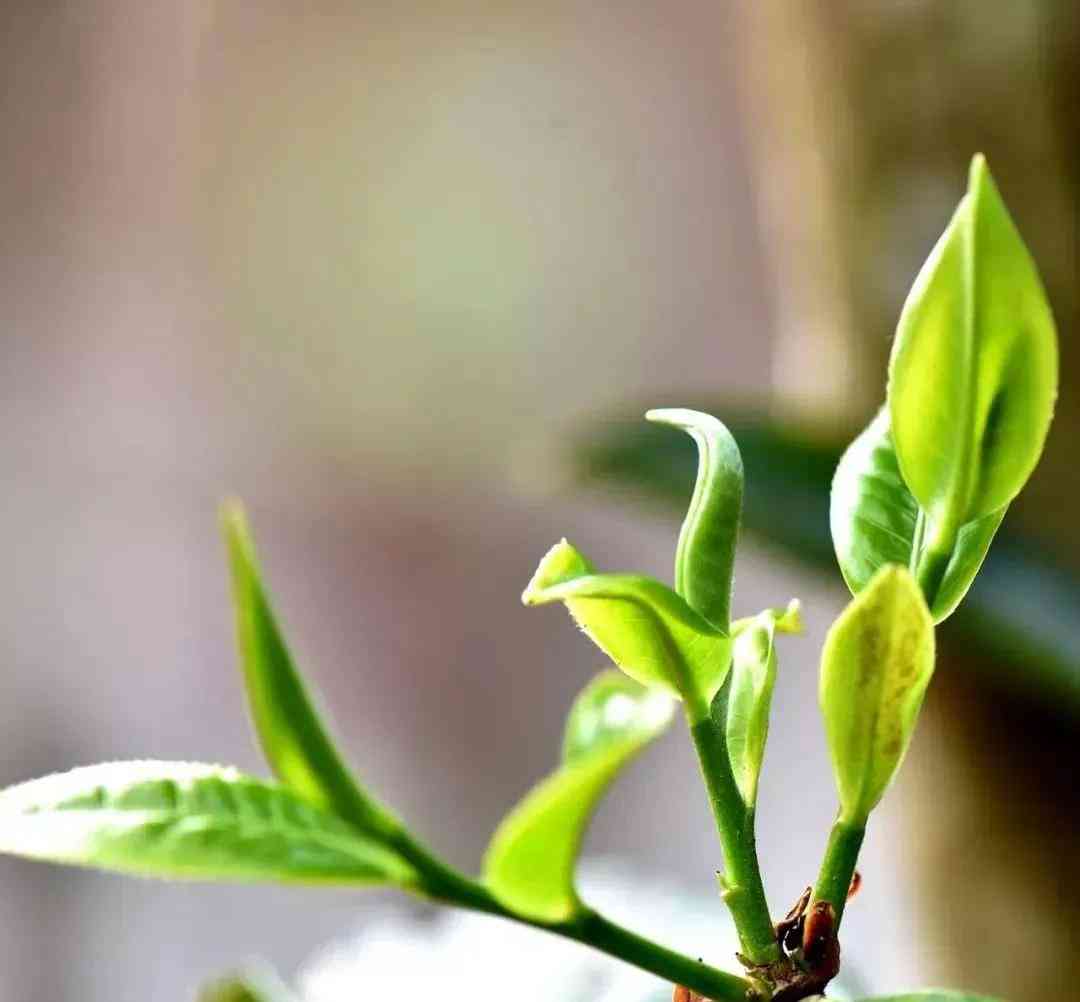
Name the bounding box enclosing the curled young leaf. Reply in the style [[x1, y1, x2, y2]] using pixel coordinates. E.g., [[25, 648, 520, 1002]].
[[645, 409, 743, 629], [522, 539, 731, 719], [830, 408, 1006, 623], [0, 762, 418, 886], [820, 565, 935, 825], [222, 503, 401, 840], [483, 671, 674, 922], [722, 616, 778, 808], [888, 155, 1057, 598]]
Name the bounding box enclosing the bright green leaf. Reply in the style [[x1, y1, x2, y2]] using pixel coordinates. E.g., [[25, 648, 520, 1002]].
[[645, 408, 743, 629], [222, 503, 401, 840], [483, 671, 674, 922], [0, 762, 417, 886], [522, 539, 731, 719], [820, 566, 935, 825], [888, 155, 1057, 597], [721, 616, 778, 808], [831, 408, 1006, 623]]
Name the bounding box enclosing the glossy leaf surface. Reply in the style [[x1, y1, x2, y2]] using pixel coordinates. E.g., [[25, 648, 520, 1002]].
[[522, 539, 731, 719], [0, 762, 416, 886], [645, 409, 743, 629], [723, 616, 778, 807], [223, 503, 401, 839], [889, 156, 1057, 573], [483, 671, 674, 922], [831, 408, 1006, 623], [820, 566, 935, 824]]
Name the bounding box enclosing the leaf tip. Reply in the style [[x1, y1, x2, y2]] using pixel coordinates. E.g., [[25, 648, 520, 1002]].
[[522, 538, 592, 605]]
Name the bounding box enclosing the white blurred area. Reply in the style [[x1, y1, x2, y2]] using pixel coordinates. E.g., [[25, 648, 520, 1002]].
[[0, 3, 917, 1000]]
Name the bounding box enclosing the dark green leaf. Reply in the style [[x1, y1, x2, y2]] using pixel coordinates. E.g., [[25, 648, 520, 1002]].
[[0, 762, 417, 886], [820, 566, 935, 824], [483, 671, 674, 921], [831, 408, 1005, 623], [522, 538, 731, 720], [222, 503, 401, 840], [645, 409, 743, 629]]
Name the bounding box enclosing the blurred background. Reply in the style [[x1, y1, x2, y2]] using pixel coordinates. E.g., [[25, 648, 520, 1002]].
[[0, 2, 1076, 1000]]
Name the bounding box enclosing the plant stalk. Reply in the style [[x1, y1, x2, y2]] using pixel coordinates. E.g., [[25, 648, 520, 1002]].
[[812, 817, 866, 928], [390, 831, 752, 1002], [689, 714, 780, 966]]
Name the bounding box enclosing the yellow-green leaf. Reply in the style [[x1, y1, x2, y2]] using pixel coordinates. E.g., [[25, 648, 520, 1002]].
[[483, 672, 674, 922], [522, 539, 731, 720], [723, 617, 779, 808], [645, 408, 743, 629], [888, 156, 1057, 597], [830, 408, 1006, 623], [222, 503, 401, 840], [0, 762, 418, 886], [820, 566, 935, 825]]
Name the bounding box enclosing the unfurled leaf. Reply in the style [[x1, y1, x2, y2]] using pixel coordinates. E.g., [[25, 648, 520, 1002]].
[[522, 539, 731, 720], [645, 409, 743, 629], [888, 155, 1057, 599], [198, 968, 299, 1002], [222, 503, 401, 840], [831, 408, 1005, 623], [820, 566, 935, 825], [721, 617, 779, 808], [483, 671, 674, 922], [0, 762, 417, 886]]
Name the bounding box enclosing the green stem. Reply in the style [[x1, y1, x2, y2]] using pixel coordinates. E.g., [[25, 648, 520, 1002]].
[[390, 831, 752, 1002], [812, 818, 866, 928], [689, 715, 779, 966]]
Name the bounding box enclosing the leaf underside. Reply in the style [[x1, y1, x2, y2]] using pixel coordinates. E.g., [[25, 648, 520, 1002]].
[[830, 408, 1005, 622], [483, 671, 674, 922], [0, 761, 417, 886]]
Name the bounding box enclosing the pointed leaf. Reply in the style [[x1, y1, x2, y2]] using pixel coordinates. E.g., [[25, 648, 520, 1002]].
[[483, 671, 674, 922], [222, 503, 401, 840], [888, 156, 1057, 592], [0, 762, 417, 886], [731, 598, 802, 638], [723, 617, 778, 808], [522, 539, 731, 719], [820, 566, 935, 825], [831, 408, 1006, 623], [645, 409, 743, 629]]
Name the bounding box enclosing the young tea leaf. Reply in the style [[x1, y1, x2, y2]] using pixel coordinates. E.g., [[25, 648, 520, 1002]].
[[522, 539, 732, 720], [820, 566, 935, 825], [645, 409, 743, 630], [483, 671, 674, 922], [721, 616, 779, 808], [0, 762, 418, 886], [222, 503, 401, 840], [831, 408, 1006, 623], [888, 155, 1057, 599]]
